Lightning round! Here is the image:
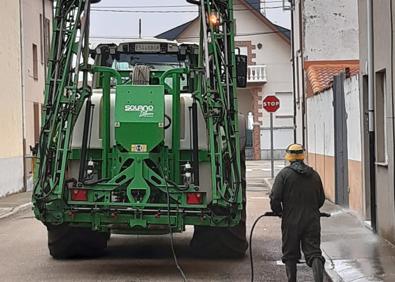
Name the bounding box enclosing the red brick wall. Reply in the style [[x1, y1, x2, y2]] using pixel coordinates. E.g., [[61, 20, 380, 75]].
[[235, 41, 256, 65]]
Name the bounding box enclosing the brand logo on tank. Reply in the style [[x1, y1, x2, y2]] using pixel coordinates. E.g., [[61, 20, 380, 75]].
[[124, 105, 154, 118]]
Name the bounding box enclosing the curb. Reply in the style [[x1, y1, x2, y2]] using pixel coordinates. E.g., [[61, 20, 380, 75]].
[[0, 202, 32, 220], [263, 178, 273, 190], [323, 250, 344, 282]]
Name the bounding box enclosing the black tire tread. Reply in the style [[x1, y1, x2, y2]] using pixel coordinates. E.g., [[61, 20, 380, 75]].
[[190, 150, 248, 258], [47, 224, 108, 259]]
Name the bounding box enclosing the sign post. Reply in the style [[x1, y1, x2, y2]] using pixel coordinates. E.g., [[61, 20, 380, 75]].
[[263, 95, 280, 179]]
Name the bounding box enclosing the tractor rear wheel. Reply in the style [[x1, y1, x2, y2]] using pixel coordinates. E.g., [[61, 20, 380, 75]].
[[47, 224, 109, 259], [190, 150, 248, 258]]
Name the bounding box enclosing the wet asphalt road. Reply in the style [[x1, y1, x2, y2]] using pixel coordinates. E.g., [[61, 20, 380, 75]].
[[0, 161, 316, 281]]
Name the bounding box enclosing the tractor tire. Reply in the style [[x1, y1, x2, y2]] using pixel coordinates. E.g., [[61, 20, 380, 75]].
[[47, 224, 109, 259], [190, 150, 248, 259]]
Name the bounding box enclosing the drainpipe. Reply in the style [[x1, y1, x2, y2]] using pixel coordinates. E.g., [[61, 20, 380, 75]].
[[42, 0, 47, 75], [290, 2, 297, 143], [298, 1, 306, 148], [19, 0, 27, 192], [367, 0, 377, 233], [390, 0, 395, 222]]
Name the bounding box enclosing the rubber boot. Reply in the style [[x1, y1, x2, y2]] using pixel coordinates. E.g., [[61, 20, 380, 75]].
[[285, 261, 297, 282], [312, 258, 324, 282]]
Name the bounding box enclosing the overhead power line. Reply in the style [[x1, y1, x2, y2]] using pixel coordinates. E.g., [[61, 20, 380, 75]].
[[90, 30, 286, 40], [91, 6, 286, 14], [93, 1, 286, 9]]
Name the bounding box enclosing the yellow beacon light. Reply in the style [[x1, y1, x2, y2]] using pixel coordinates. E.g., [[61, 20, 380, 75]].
[[209, 12, 220, 27]]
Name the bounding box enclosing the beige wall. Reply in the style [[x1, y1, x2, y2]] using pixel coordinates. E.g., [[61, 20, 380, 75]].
[[0, 0, 24, 196], [307, 153, 335, 202], [21, 0, 52, 184], [359, 0, 395, 243], [22, 0, 52, 154], [307, 153, 363, 215], [348, 160, 363, 214]]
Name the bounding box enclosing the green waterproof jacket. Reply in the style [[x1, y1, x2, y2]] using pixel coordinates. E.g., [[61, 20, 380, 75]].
[[270, 161, 325, 220]]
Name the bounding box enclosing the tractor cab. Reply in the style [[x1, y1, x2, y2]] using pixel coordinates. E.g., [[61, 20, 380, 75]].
[[91, 40, 197, 90]]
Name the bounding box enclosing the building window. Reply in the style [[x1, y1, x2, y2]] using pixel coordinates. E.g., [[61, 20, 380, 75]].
[[40, 14, 43, 64], [375, 70, 387, 164], [33, 103, 40, 143], [40, 14, 51, 66], [239, 47, 248, 57], [44, 17, 51, 64], [33, 44, 38, 80]]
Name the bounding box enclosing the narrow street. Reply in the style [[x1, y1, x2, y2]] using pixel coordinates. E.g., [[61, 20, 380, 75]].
[[0, 161, 317, 282]]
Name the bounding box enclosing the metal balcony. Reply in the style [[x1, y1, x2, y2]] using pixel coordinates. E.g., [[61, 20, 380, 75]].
[[247, 65, 267, 83]]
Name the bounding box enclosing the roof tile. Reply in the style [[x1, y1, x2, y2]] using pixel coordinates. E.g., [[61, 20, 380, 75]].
[[306, 63, 359, 96]]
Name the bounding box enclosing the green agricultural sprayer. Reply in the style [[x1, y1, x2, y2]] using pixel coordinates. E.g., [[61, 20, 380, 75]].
[[33, 0, 249, 259]]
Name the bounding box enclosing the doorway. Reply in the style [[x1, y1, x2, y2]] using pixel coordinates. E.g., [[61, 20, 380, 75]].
[[333, 73, 349, 207]]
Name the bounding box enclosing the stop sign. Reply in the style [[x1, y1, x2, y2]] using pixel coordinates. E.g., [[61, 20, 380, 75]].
[[263, 95, 280, 112]]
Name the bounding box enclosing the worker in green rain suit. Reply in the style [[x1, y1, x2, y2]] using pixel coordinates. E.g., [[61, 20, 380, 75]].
[[270, 144, 326, 282]]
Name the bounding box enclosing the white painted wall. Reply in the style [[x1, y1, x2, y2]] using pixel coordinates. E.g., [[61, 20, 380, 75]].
[[303, 0, 359, 61], [344, 76, 362, 161], [307, 76, 361, 161], [307, 89, 335, 157], [0, 0, 24, 197]]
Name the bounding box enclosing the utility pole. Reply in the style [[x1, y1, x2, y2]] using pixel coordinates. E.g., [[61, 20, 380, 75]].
[[263, 95, 280, 179], [139, 19, 142, 39]]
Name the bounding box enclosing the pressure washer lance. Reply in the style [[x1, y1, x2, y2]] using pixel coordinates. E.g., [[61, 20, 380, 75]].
[[249, 211, 331, 282]]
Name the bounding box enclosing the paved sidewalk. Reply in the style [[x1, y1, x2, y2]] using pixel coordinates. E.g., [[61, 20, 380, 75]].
[[263, 176, 395, 282], [0, 192, 32, 219], [320, 202, 395, 282]]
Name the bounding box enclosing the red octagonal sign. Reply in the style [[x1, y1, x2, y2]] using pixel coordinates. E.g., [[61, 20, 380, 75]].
[[263, 95, 280, 113]]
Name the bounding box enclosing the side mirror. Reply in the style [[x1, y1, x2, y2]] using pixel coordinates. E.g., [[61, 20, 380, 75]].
[[89, 49, 96, 60], [236, 55, 248, 88]]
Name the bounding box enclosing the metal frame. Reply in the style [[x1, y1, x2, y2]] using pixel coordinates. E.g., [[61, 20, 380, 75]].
[[33, 0, 243, 234]]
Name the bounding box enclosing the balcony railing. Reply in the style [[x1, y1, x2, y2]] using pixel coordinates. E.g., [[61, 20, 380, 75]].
[[247, 65, 267, 83]]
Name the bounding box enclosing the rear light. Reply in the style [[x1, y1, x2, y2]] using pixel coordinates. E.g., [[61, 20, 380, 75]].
[[71, 189, 88, 201], [186, 193, 203, 205]]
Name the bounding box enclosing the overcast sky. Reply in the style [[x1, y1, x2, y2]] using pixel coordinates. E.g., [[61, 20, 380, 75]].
[[90, 0, 290, 41]]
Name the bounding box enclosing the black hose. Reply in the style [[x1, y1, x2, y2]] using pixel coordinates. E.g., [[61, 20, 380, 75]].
[[83, 178, 110, 186], [249, 212, 279, 282], [186, 0, 200, 5], [249, 212, 331, 282], [158, 165, 187, 281], [164, 114, 172, 130]]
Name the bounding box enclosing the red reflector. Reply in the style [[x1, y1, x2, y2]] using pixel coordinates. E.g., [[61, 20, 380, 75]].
[[187, 193, 203, 205], [71, 189, 88, 201]]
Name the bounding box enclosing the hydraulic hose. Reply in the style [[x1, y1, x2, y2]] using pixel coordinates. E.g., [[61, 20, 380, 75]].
[[157, 165, 187, 281], [186, 0, 201, 5], [249, 212, 331, 282], [78, 98, 93, 182]]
